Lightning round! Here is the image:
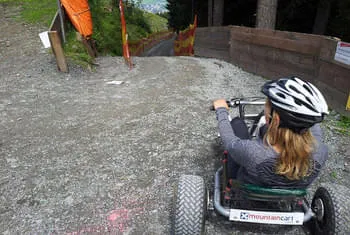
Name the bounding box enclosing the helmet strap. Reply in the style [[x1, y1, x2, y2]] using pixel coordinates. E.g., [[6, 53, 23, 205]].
[[268, 108, 274, 125]]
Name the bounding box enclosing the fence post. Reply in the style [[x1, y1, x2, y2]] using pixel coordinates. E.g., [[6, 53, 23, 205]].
[[48, 31, 68, 72]]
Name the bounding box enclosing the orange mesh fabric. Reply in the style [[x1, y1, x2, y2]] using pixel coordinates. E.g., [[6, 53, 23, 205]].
[[60, 0, 93, 37], [174, 15, 197, 56]]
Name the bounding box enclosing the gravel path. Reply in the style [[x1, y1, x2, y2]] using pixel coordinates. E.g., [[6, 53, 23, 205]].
[[1, 4, 349, 235]]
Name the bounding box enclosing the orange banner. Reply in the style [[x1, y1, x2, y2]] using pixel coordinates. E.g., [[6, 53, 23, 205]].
[[119, 0, 132, 68], [174, 15, 197, 56], [60, 0, 93, 37]]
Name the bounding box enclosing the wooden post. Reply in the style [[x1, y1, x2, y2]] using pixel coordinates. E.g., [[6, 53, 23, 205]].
[[48, 31, 68, 72], [82, 38, 98, 58]]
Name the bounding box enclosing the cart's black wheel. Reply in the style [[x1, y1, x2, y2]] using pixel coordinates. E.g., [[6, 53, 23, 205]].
[[173, 175, 206, 235], [310, 183, 350, 235]]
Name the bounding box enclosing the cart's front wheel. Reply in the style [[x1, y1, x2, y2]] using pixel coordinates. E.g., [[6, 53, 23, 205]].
[[311, 183, 350, 234], [173, 175, 206, 235]]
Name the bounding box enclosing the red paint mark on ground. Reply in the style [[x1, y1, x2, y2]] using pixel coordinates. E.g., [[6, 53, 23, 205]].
[[65, 200, 146, 234], [107, 208, 129, 232]]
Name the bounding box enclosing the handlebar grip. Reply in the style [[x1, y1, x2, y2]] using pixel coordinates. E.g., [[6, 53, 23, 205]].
[[210, 100, 232, 111]]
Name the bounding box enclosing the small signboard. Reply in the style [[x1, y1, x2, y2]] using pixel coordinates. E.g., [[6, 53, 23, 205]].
[[334, 41, 350, 65], [347, 93, 350, 111], [39, 31, 51, 48]]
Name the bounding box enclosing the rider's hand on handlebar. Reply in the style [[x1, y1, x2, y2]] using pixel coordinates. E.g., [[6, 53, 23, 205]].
[[213, 99, 229, 110]]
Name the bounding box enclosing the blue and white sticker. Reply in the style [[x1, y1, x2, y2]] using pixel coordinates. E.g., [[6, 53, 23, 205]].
[[229, 209, 304, 225]]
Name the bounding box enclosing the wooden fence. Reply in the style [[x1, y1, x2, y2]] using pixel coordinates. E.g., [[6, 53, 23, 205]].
[[194, 26, 350, 116]]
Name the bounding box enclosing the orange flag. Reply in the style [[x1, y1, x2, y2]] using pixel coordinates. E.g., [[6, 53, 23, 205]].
[[119, 0, 132, 68]]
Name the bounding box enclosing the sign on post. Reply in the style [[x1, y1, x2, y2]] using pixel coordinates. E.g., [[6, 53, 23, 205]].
[[334, 41, 350, 65]]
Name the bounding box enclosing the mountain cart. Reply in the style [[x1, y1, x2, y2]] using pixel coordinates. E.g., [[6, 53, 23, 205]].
[[172, 97, 350, 235]]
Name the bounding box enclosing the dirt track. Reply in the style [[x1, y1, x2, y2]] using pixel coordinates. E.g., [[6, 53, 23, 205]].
[[1, 4, 349, 234]]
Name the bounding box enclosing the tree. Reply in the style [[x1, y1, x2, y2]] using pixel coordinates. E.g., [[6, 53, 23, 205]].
[[166, 0, 192, 31], [312, 0, 334, 35], [255, 0, 278, 29], [212, 0, 224, 26]]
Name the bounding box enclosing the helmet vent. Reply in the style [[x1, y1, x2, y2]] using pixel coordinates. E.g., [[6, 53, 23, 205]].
[[305, 96, 313, 105], [276, 92, 286, 99], [303, 84, 313, 95], [294, 98, 303, 106], [289, 85, 300, 94]]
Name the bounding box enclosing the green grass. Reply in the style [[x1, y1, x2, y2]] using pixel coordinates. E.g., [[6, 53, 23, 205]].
[[143, 11, 167, 32], [337, 115, 350, 128], [336, 115, 350, 135], [330, 171, 337, 179], [63, 29, 96, 70], [0, 0, 57, 26]]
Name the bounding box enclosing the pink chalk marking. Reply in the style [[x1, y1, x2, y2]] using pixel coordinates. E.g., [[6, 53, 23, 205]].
[[107, 208, 129, 232], [65, 198, 147, 234]]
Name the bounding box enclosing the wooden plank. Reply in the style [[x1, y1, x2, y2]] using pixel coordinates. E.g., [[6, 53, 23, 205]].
[[48, 31, 68, 72], [231, 31, 320, 56], [82, 38, 97, 58]]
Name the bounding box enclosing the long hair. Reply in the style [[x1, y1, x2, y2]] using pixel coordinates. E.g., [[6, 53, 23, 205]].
[[264, 102, 315, 180]]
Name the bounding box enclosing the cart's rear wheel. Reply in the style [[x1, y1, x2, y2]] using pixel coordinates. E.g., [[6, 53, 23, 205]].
[[310, 183, 350, 234], [173, 175, 206, 235]]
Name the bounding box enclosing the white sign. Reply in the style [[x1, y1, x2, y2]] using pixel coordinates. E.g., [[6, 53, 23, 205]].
[[39, 31, 51, 48], [229, 209, 304, 225], [334, 41, 350, 65]]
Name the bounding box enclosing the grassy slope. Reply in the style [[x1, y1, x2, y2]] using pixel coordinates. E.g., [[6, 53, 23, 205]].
[[143, 11, 168, 32], [0, 0, 168, 61], [0, 0, 57, 27]]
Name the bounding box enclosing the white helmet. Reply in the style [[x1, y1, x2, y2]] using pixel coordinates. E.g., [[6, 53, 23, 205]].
[[262, 76, 328, 130]]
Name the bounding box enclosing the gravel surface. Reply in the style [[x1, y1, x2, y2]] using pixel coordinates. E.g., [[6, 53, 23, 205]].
[[1, 4, 349, 235]]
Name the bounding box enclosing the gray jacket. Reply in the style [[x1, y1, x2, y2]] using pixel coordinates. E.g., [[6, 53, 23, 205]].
[[216, 108, 328, 188]]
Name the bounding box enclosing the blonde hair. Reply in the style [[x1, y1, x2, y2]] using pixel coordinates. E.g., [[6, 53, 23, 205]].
[[264, 102, 315, 180]]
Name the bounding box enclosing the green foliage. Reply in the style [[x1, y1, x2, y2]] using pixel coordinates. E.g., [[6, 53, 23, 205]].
[[3, 0, 168, 59], [330, 171, 337, 179], [89, 0, 167, 55], [328, 0, 350, 41], [336, 115, 350, 135], [144, 11, 168, 32], [89, 1, 123, 55], [63, 29, 95, 69]]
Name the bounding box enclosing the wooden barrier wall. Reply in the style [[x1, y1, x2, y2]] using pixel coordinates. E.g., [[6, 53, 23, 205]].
[[194, 26, 350, 116]]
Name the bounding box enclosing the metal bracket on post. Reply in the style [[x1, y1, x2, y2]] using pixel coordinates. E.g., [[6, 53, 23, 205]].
[[56, 0, 66, 43]]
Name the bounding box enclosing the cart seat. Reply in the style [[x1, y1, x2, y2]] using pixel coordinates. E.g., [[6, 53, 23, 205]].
[[241, 184, 307, 197]]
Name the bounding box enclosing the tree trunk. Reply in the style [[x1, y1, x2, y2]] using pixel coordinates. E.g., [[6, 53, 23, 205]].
[[255, 0, 278, 29], [208, 0, 213, 26], [312, 0, 333, 35], [213, 0, 224, 26]]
